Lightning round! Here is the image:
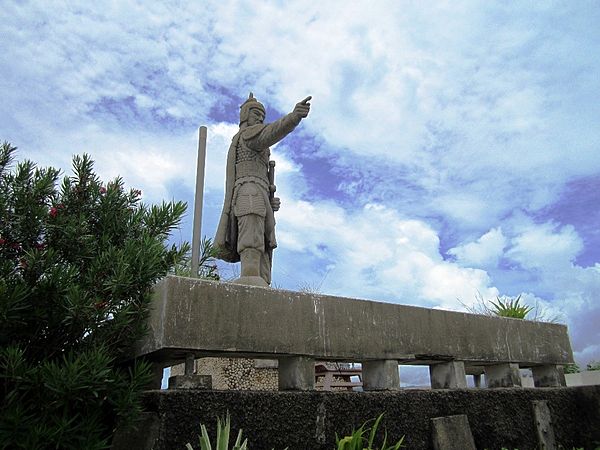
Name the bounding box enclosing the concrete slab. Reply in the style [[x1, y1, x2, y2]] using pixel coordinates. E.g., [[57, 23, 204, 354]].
[[135, 276, 574, 369]]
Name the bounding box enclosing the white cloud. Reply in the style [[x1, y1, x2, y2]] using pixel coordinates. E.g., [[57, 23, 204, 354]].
[[275, 201, 498, 309], [506, 222, 583, 270], [448, 227, 507, 268], [2, 0, 600, 367]]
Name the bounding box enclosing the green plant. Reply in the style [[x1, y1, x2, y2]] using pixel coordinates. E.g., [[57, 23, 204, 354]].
[[586, 360, 600, 371], [174, 236, 221, 280], [0, 143, 189, 448], [186, 414, 248, 450], [563, 363, 581, 374], [335, 414, 405, 450], [489, 294, 533, 319], [459, 291, 562, 322]]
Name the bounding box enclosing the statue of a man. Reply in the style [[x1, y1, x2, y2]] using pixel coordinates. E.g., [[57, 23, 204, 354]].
[[214, 93, 311, 286]]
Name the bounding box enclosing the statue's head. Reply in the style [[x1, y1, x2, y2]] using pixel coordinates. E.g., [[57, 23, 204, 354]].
[[239, 92, 266, 126]]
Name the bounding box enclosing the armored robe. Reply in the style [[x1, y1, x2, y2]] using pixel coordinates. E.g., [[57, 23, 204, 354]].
[[214, 112, 302, 285]]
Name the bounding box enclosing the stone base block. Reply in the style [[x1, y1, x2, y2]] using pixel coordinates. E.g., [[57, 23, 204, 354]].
[[533, 400, 557, 448], [431, 414, 476, 450], [168, 374, 212, 390], [362, 360, 399, 391]]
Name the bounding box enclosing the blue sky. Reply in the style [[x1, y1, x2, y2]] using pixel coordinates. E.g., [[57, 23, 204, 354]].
[[2, 1, 599, 372]]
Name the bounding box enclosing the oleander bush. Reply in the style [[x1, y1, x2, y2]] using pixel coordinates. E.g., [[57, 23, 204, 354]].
[[0, 142, 189, 449]]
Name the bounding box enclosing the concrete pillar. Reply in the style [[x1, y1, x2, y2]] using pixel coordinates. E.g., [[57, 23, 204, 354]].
[[184, 353, 195, 375], [557, 365, 567, 386], [485, 363, 522, 388], [278, 356, 315, 390], [362, 360, 400, 391], [430, 361, 467, 389], [532, 365, 563, 387]]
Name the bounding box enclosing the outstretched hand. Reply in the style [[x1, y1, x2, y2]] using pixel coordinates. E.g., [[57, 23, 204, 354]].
[[293, 96, 312, 119]]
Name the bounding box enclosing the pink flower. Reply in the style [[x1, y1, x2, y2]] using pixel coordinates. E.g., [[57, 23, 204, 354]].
[[0, 238, 5, 245], [100, 186, 107, 194], [49, 207, 58, 218]]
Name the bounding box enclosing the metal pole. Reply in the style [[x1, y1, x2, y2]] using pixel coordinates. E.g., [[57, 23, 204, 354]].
[[191, 126, 207, 278]]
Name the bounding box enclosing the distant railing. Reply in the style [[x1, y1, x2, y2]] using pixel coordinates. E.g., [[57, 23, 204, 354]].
[[134, 275, 573, 390]]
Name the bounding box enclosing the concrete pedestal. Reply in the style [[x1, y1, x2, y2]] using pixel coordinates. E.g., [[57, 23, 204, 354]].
[[430, 361, 467, 389], [532, 365, 563, 387], [485, 363, 522, 388], [278, 356, 315, 390], [362, 360, 400, 391], [232, 275, 269, 287]]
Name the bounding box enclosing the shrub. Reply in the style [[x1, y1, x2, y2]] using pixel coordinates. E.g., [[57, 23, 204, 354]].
[[489, 295, 533, 319], [0, 142, 189, 448]]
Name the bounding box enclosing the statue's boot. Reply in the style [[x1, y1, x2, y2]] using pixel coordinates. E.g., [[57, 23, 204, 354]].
[[234, 248, 269, 287]]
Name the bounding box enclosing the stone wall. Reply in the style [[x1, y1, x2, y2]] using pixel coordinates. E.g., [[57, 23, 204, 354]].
[[171, 358, 278, 390], [171, 359, 362, 391], [115, 386, 600, 450]]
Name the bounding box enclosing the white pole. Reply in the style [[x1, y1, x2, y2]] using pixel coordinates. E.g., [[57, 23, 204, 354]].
[[191, 126, 207, 278]]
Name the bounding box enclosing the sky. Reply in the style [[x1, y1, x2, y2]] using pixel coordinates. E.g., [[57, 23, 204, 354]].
[[1, 1, 599, 376]]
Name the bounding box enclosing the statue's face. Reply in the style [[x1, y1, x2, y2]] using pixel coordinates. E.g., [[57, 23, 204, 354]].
[[247, 107, 265, 126]]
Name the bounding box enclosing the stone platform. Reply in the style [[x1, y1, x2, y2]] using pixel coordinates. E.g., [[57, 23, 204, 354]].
[[135, 276, 573, 390]]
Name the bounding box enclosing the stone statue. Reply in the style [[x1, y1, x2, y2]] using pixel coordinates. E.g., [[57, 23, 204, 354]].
[[214, 93, 311, 286]]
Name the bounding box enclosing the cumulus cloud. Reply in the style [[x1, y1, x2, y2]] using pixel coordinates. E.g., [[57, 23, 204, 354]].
[[506, 222, 583, 270], [274, 200, 499, 309], [2, 0, 599, 366], [449, 228, 507, 268]]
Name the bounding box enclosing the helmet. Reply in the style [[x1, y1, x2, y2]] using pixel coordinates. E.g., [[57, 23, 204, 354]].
[[239, 92, 265, 125]]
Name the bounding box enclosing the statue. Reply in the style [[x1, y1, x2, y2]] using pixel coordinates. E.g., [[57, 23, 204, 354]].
[[214, 93, 311, 286]]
